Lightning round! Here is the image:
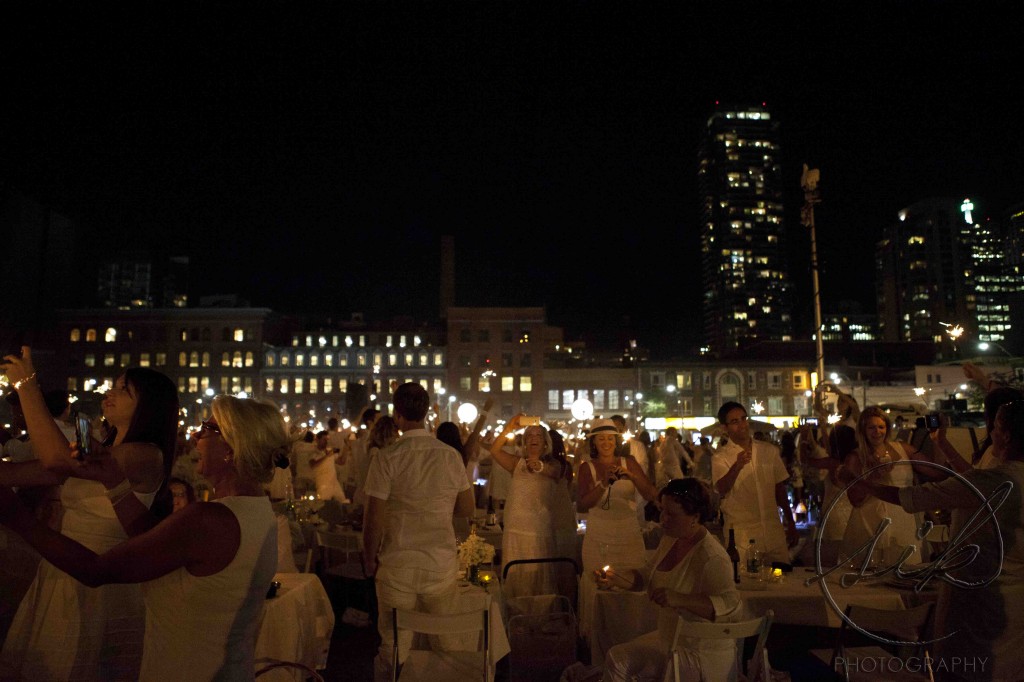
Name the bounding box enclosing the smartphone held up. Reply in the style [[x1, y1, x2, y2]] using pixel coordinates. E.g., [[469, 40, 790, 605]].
[[74, 413, 93, 460]]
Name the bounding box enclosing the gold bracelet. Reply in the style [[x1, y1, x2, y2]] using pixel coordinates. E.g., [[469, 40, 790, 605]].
[[12, 372, 37, 391]]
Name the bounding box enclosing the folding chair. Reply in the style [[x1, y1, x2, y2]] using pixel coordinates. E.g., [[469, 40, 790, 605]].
[[308, 528, 374, 626], [811, 602, 935, 681], [668, 609, 773, 682], [391, 594, 491, 682]]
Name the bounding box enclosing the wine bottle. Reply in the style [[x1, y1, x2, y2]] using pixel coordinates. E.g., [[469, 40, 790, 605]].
[[726, 527, 740, 583], [486, 495, 497, 526]]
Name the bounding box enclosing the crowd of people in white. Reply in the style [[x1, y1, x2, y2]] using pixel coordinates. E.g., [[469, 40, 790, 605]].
[[2, 346, 1023, 682]]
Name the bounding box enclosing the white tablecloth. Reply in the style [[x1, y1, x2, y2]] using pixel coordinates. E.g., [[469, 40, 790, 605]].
[[590, 569, 929, 664], [255, 572, 335, 682]]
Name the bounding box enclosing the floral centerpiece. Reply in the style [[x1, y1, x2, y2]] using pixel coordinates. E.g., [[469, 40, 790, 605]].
[[457, 529, 496, 584]]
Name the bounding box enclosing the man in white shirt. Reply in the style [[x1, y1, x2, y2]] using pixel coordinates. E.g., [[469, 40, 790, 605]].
[[712, 401, 799, 564], [362, 383, 476, 681]]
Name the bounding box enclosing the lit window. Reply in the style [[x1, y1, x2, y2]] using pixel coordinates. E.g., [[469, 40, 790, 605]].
[[85, 354, 96, 367], [310, 354, 319, 367], [294, 378, 304, 394], [179, 352, 187, 368], [519, 376, 532, 392], [309, 378, 318, 394], [295, 354, 304, 367], [139, 353, 150, 367], [502, 377, 514, 392], [478, 376, 491, 392], [86, 329, 97, 342], [279, 378, 289, 394], [105, 328, 117, 343], [202, 352, 210, 368], [324, 378, 334, 393], [120, 353, 130, 367], [233, 329, 245, 342], [70, 328, 81, 342], [223, 352, 232, 367], [245, 352, 254, 368], [233, 352, 243, 368]]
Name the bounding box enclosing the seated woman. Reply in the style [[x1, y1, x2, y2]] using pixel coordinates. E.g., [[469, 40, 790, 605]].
[[0, 395, 290, 682], [596, 478, 741, 682]]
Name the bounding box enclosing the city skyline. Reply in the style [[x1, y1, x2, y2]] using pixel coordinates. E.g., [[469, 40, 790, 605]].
[[4, 5, 1023, 353]]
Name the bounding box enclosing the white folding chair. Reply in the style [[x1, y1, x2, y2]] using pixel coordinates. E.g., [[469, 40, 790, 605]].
[[391, 595, 491, 682], [668, 609, 773, 682], [811, 602, 935, 681], [308, 528, 374, 625]]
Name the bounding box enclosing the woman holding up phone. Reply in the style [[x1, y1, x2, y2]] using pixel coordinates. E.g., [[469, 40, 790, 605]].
[[0, 347, 178, 681], [489, 413, 571, 599], [0, 394, 287, 681]]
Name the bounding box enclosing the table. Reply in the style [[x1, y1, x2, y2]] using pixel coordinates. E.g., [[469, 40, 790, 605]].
[[739, 567, 916, 628], [255, 572, 335, 682], [589, 569, 933, 664]]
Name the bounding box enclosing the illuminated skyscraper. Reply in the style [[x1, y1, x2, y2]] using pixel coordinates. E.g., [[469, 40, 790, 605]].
[[698, 103, 792, 354], [875, 198, 975, 343]]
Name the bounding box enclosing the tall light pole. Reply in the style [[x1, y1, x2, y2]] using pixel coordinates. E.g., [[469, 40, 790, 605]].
[[801, 165, 824, 390]]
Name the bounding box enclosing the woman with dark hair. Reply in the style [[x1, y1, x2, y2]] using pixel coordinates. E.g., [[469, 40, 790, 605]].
[[855, 400, 1024, 682], [576, 418, 659, 638], [0, 347, 178, 680], [0, 395, 288, 681], [596, 478, 741, 681], [435, 421, 466, 464]]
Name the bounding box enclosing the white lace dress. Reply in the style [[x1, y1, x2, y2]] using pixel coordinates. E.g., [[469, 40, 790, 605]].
[[502, 458, 559, 600]]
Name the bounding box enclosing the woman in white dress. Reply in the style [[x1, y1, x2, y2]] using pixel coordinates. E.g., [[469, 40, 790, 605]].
[[489, 414, 570, 599], [577, 418, 659, 638], [596, 478, 741, 682], [840, 406, 929, 565], [0, 395, 287, 682], [0, 348, 177, 681]]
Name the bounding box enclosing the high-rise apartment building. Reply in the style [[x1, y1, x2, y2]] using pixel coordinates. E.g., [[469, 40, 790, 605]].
[[875, 198, 975, 343], [698, 103, 792, 354]]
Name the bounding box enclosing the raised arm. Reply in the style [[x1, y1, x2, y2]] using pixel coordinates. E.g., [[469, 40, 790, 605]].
[[2, 348, 76, 477], [462, 398, 494, 460], [488, 414, 522, 473]]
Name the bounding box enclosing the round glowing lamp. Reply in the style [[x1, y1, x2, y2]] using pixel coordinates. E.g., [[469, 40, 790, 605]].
[[457, 403, 479, 424], [571, 398, 594, 421]]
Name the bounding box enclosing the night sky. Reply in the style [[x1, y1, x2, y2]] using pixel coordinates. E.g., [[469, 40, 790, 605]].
[[4, 4, 1022, 355]]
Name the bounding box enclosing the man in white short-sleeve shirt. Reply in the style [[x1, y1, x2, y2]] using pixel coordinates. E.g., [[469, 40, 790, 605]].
[[362, 383, 475, 680], [712, 401, 799, 564]]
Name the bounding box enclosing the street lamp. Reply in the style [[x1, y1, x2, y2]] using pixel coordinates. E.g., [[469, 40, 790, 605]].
[[801, 164, 825, 388], [979, 341, 1014, 357]]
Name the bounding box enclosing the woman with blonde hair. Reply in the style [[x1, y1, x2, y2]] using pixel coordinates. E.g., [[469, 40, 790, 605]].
[[839, 405, 929, 564], [489, 414, 571, 599], [0, 394, 289, 681]]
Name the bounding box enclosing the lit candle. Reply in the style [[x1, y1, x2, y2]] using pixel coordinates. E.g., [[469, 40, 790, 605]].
[[772, 568, 782, 580], [602, 565, 611, 577]]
